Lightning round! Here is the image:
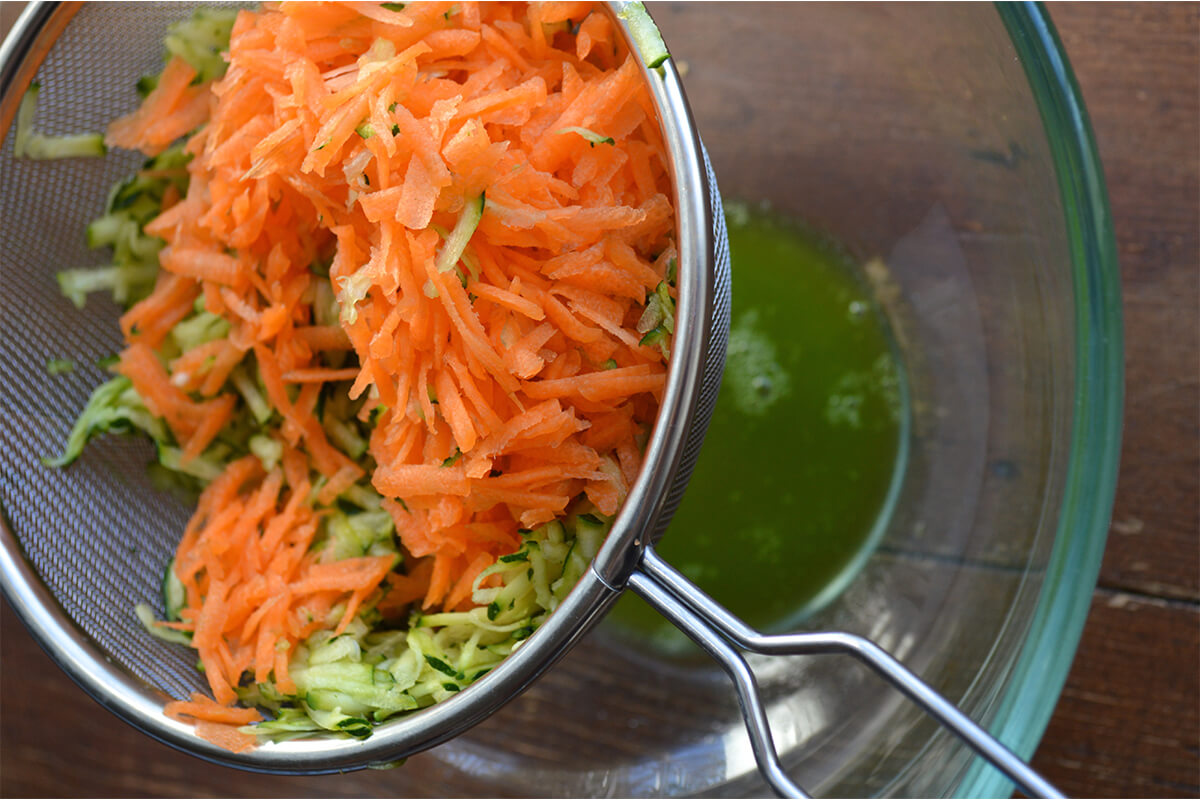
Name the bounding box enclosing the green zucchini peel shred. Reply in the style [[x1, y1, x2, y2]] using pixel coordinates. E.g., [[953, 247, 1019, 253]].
[[615, 2, 670, 69]]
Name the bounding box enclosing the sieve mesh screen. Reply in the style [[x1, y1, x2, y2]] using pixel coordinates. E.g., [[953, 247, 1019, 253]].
[[0, 3, 252, 700]]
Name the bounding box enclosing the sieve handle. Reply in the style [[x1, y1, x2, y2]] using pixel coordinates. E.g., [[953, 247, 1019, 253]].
[[627, 546, 1066, 799]]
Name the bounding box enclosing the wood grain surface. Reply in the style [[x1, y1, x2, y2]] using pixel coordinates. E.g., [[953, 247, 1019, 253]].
[[1028, 4, 1199, 797], [2, 3, 1197, 798]]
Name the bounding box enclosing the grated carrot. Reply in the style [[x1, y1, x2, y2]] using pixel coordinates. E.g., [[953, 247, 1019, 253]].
[[105, 0, 676, 745]]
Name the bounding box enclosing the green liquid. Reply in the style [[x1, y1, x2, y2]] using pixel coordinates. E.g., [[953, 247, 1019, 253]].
[[605, 205, 908, 656]]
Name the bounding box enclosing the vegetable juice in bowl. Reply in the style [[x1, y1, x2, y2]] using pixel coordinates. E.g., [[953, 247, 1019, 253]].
[[606, 202, 910, 656]]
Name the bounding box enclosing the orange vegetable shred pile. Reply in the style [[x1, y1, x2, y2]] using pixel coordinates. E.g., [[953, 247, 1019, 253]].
[[106, 1, 675, 712]]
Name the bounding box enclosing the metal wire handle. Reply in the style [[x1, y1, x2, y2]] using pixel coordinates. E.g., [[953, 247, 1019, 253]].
[[628, 546, 1065, 799]]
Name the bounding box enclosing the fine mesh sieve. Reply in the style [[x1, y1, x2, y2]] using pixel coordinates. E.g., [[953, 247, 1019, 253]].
[[0, 4, 1060, 797]]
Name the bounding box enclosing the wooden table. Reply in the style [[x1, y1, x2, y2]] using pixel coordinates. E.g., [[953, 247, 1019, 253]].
[[1, 3, 1196, 797], [1023, 5, 1199, 796]]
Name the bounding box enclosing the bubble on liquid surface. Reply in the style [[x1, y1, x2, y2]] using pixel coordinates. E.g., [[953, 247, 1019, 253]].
[[724, 309, 791, 417]]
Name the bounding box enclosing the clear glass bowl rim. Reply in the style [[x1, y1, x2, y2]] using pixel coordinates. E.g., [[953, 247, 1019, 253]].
[[958, 3, 1123, 796]]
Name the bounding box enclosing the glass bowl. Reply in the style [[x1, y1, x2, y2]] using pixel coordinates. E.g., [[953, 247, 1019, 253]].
[[385, 3, 1122, 796], [0, 2, 1121, 797]]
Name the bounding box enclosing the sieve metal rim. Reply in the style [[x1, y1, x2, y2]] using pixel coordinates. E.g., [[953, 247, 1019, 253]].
[[0, 0, 724, 774]]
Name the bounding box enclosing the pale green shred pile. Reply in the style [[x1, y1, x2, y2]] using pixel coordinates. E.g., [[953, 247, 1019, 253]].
[[241, 514, 607, 741]]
